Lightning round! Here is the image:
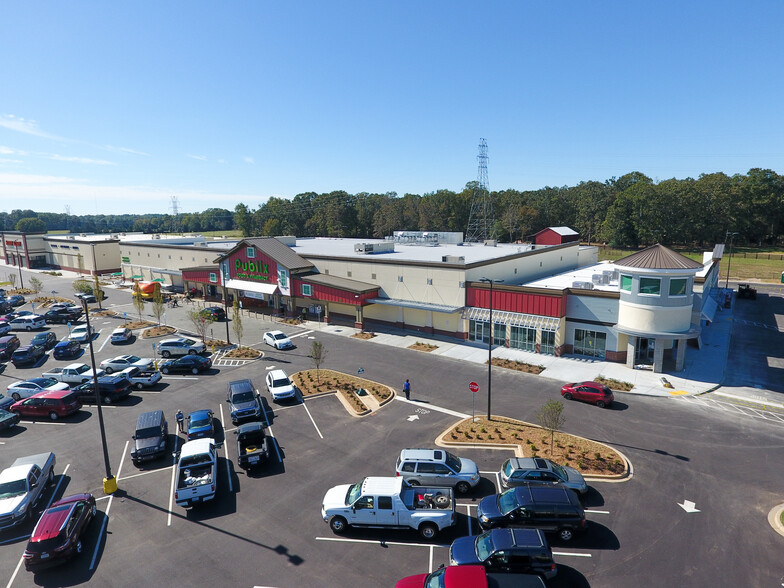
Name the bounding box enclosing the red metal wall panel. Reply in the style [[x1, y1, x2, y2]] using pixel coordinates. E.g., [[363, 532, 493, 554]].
[[227, 246, 278, 285], [292, 278, 378, 304], [466, 287, 563, 317], [182, 269, 221, 285]]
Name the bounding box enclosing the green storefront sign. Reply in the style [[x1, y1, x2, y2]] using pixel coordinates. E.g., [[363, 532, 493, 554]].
[[235, 259, 271, 282]]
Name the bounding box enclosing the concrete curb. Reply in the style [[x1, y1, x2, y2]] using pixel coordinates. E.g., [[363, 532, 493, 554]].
[[433, 417, 633, 482], [767, 503, 784, 537], [294, 372, 395, 417]]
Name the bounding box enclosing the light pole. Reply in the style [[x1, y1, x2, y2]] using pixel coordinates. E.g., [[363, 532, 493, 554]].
[[725, 231, 739, 289], [480, 277, 503, 420], [14, 242, 24, 289], [81, 298, 116, 494]]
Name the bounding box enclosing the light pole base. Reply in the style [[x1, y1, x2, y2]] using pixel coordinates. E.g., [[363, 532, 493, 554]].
[[103, 476, 118, 495]]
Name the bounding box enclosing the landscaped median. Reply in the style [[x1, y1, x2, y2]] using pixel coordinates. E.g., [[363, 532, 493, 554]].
[[291, 369, 395, 416], [436, 416, 631, 480]]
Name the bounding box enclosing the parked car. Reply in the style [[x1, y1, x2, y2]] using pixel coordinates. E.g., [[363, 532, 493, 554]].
[[226, 379, 262, 424], [160, 355, 212, 374], [200, 306, 226, 321], [52, 340, 81, 360], [71, 376, 133, 404], [73, 292, 97, 303], [110, 327, 133, 344], [7, 294, 25, 307], [395, 565, 547, 588], [395, 448, 480, 495], [7, 378, 70, 401], [187, 409, 214, 440], [234, 422, 271, 469], [500, 457, 588, 494], [263, 330, 294, 350], [9, 315, 46, 331], [560, 381, 614, 408], [265, 369, 296, 401], [31, 331, 58, 350], [449, 528, 557, 579], [0, 335, 20, 360], [43, 309, 82, 324], [49, 302, 80, 313], [11, 344, 46, 367], [0, 408, 21, 431], [156, 337, 206, 357], [0, 394, 15, 410], [22, 494, 96, 571], [2, 310, 32, 322], [100, 354, 152, 374], [476, 485, 587, 542], [68, 325, 95, 342], [0, 320, 11, 336], [130, 410, 169, 466], [11, 389, 82, 420]]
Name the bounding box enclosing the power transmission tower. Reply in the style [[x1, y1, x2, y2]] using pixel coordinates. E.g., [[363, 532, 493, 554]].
[[170, 195, 180, 233], [465, 138, 495, 243]]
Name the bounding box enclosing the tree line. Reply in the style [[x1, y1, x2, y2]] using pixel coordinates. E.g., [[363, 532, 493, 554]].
[[5, 168, 783, 248]]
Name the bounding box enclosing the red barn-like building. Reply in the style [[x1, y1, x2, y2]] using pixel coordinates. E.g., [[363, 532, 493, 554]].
[[533, 226, 579, 246]]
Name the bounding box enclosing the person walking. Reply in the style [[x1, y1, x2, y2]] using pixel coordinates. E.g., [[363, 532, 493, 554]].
[[175, 409, 185, 434], [403, 379, 411, 401]]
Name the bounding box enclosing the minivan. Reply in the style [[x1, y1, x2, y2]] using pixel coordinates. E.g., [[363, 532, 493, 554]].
[[131, 411, 169, 466], [10, 389, 82, 421], [449, 528, 557, 579], [477, 485, 587, 541], [0, 335, 21, 360], [8, 315, 46, 331], [395, 448, 480, 494]]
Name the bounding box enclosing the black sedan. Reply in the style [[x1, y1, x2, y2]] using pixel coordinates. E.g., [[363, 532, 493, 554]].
[[43, 309, 82, 324], [7, 295, 25, 307], [52, 340, 81, 360], [200, 306, 226, 321], [0, 408, 21, 431], [31, 331, 58, 350], [160, 355, 212, 375]]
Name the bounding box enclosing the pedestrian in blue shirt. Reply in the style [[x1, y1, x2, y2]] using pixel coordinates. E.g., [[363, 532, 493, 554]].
[[403, 379, 411, 401]]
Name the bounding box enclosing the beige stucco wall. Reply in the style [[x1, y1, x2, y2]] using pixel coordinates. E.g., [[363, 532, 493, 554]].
[[403, 307, 428, 328], [433, 311, 460, 332], [365, 303, 400, 323], [465, 243, 580, 284], [618, 301, 692, 333]]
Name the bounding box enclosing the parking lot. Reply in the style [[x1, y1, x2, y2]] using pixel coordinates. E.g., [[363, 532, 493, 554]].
[[2, 285, 784, 587]]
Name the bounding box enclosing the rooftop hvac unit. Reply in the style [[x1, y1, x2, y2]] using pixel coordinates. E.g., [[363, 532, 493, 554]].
[[441, 255, 465, 263], [571, 281, 594, 290], [591, 274, 603, 284], [354, 242, 394, 254], [484, 239, 497, 247], [602, 270, 614, 284]]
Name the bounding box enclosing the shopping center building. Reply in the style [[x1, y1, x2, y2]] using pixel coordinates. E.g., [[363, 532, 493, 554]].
[[0, 228, 722, 373]]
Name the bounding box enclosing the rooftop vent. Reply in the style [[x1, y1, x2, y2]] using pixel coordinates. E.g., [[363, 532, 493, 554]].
[[571, 281, 594, 290], [441, 255, 465, 263], [354, 242, 395, 254], [484, 239, 497, 247]]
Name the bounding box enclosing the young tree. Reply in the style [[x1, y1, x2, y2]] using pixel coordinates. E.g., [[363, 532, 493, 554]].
[[7, 274, 16, 288], [28, 277, 43, 293], [187, 309, 214, 342], [92, 275, 104, 310], [537, 400, 566, 458], [132, 282, 145, 321], [232, 299, 243, 347], [151, 286, 165, 324], [310, 340, 327, 383], [77, 253, 85, 276]]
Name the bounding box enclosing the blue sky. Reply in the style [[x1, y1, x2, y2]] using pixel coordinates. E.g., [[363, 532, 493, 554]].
[[1, 1, 782, 216]]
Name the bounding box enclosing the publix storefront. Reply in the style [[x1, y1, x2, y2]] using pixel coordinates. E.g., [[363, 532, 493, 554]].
[[216, 237, 379, 326]]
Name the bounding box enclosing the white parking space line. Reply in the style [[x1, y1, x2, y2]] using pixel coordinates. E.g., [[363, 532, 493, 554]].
[[19, 421, 68, 426], [288, 330, 313, 339], [315, 536, 445, 548], [300, 401, 324, 439], [552, 551, 592, 558], [167, 436, 180, 526], [134, 390, 161, 394], [118, 466, 173, 482], [89, 439, 127, 574], [429, 544, 434, 572], [163, 376, 199, 381], [584, 509, 610, 514], [95, 495, 112, 501], [462, 504, 474, 536], [6, 463, 72, 587], [394, 396, 469, 419], [259, 395, 283, 464], [218, 404, 233, 493]]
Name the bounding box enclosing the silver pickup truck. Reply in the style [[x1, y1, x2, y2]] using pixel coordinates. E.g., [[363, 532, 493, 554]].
[[0, 452, 56, 531], [174, 439, 217, 508], [322, 476, 455, 539]]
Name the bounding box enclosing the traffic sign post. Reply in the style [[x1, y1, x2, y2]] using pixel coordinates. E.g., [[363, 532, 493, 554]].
[[469, 381, 480, 422]]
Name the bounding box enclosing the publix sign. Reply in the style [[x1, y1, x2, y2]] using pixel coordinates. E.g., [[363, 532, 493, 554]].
[[235, 259, 271, 281]]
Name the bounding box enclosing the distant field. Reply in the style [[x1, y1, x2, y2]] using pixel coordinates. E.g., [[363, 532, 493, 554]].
[[598, 246, 784, 283], [199, 230, 242, 237]]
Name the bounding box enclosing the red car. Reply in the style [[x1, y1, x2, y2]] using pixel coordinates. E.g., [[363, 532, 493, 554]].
[[10, 389, 82, 420], [396, 565, 546, 588], [23, 493, 96, 571], [560, 381, 614, 408]]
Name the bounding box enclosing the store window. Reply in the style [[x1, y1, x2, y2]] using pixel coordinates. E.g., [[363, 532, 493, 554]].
[[209, 273, 217, 283], [540, 331, 555, 355], [510, 326, 536, 352], [573, 329, 607, 359], [302, 284, 313, 297], [469, 320, 489, 344], [620, 275, 632, 292], [669, 278, 687, 296], [246, 247, 255, 258], [493, 323, 506, 347], [639, 277, 661, 295]]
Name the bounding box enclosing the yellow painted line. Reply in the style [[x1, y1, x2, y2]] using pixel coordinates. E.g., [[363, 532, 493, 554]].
[[669, 390, 689, 396]]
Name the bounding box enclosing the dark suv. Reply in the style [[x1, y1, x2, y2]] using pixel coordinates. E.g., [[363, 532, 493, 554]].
[[11, 344, 45, 367], [131, 410, 169, 466], [477, 485, 587, 542], [449, 528, 557, 579], [0, 335, 20, 360], [71, 375, 133, 404], [226, 379, 262, 424]]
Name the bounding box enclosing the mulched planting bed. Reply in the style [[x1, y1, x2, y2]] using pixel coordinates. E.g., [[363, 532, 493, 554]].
[[490, 358, 545, 374], [351, 332, 376, 339], [408, 341, 438, 352], [594, 377, 634, 391], [141, 325, 176, 337], [445, 416, 625, 476], [292, 369, 393, 414], [223, 346, 261, 359]]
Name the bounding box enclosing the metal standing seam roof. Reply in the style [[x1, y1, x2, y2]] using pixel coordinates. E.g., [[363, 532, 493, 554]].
[[369, 298, 463, 313], [219, 237, 315, 271], [464, 307, 561, 331], [614, 244, 703, 270], [300, 273, 379, 293]]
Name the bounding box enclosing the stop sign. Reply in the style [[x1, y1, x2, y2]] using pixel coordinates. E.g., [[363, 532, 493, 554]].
[[469, 381, 480, 393]]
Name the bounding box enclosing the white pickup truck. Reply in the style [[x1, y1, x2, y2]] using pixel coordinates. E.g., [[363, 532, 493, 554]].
[[120, 366, 162, 390], [0, 452, 56, 531], [321, 476, 455, 539], [41, 363, 104, 385], [174, 439, 217, 508]]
